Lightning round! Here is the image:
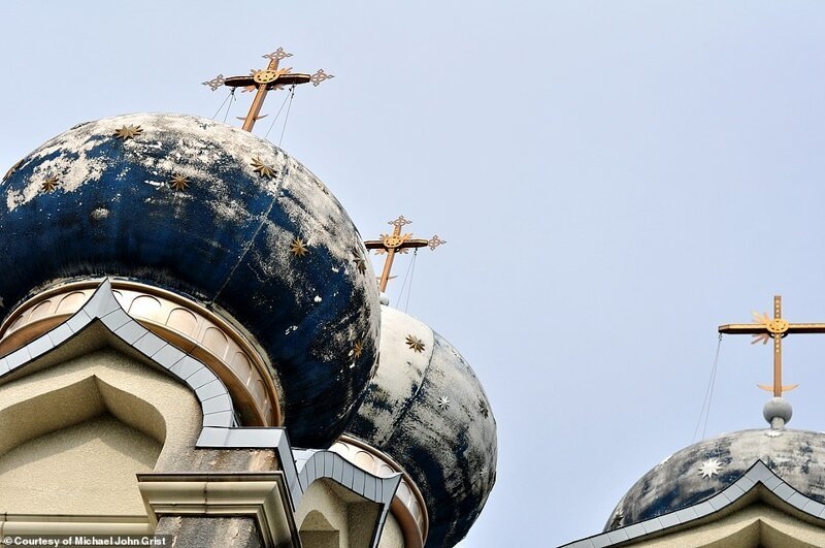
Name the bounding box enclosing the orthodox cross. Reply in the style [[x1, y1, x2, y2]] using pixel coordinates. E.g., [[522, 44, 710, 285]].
[[364, 216, 445, 293], [202, 48, 333, 132], [718, 295, 825, 397]]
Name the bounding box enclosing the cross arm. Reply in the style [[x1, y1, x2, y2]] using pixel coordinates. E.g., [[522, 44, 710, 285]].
[[364, 238, 430, 251], [719, 323, 825, 335], [224, 73, 312, 89], [718, 324, 767, 335]]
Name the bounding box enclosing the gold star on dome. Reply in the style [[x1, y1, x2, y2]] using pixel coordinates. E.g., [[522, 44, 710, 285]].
[[478, 399, 489, 419], [251, 157, 276, 179], [41, 175, 59, 193], [405, 335, 425, 353], [352, 249, 367, 275], [114, 125, 143, 140], [353, 341, 363, 359], [169, 174, 190, 192], [290, 237, 308, 257]]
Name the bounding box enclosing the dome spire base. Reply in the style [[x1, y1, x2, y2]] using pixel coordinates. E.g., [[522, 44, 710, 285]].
[[763, 396, 792, 429]]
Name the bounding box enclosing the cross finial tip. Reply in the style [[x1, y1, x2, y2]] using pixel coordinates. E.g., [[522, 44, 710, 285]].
[[428, 235, 446, 250], [263, 47, 293, 61], [310, 69, 335, 87], [389, 215, 412, 228], [202, 74, 225, 91]]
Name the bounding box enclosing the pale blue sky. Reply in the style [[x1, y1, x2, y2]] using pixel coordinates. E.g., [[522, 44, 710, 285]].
[[3, 2, 825, 546]]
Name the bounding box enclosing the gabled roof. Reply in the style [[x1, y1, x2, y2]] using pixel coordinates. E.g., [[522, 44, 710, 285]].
[[560, 460, 825, 547], [0, 279, 237, 431]]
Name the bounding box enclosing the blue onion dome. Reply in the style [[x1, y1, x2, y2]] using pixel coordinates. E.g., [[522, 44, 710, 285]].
[[0, 113, 380, 448], [605, 428, 825, 530], [344, 305, 497, 547]]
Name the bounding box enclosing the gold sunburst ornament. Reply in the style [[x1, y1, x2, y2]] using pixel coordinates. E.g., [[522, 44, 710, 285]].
[[478, 399, 490, 418], [405, 335, 425, 353], [169, 174, 190, 192], [251, 157, 276, 179], [114, 125, 143, 140], [750, 311, 772, 345], [352, 250, 367, 275], [41, 175, 59, 193], [290, 237, 308, 257]]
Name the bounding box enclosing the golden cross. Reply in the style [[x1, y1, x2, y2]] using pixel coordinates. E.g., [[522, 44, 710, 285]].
[[203, 48, 333, 132], [718, 295, 825, 397], [364, 216, 445, 293]]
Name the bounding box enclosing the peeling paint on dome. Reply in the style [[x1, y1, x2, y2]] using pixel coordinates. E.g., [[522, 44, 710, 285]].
[[0, 113, 381, 448], [606, 428, 825, 531], [346, 306, 497, 547]]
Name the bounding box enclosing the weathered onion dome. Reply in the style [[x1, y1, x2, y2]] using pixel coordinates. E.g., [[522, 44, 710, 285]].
[[345, 305, 497, 547], [605, 428, 825, 530], [0, 113, 380, 448]]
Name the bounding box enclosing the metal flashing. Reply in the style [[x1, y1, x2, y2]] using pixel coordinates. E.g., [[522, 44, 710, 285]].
[[0, 279, 236, 430], [293, 448, 401, 548]]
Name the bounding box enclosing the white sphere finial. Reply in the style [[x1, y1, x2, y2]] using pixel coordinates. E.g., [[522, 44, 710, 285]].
[[763, 397, 792, 429]]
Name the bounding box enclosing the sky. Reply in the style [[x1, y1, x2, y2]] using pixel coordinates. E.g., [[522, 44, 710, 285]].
[[3, 2, 825, 546]]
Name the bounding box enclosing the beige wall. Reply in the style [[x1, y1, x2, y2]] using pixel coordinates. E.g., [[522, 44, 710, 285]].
[[0, 346, 202, 517], [0, 415, 160, 514], [296, 479, 404, 547]]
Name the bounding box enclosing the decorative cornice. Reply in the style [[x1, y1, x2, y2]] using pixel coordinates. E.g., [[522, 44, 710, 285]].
[[0, 514, 151, 535], [0, 278, 280, 427], [330, 435, 429, 548], [137, 472, 298, 548]]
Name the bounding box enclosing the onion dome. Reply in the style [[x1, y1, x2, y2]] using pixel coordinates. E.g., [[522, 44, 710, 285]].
[[345, 306, 497, 547], [605, 425, 825, 531], [0, 113, 380, 448]]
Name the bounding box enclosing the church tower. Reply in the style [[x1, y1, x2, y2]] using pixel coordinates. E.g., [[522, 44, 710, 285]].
[[0, 50, 496, 547]]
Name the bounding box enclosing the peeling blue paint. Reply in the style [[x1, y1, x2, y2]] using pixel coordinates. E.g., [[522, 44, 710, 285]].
[[0, 113, 380, 448]]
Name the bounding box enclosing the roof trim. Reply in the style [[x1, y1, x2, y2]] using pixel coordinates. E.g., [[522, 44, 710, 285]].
[[293, 448, 401, 548], [559, 460, 825, 547], [0, 279, 236, 430]]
